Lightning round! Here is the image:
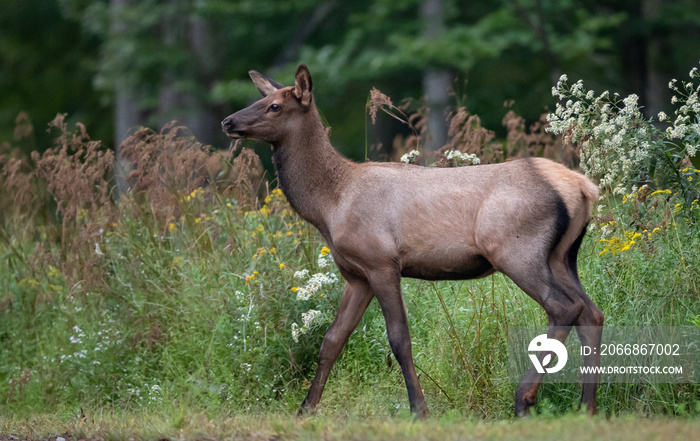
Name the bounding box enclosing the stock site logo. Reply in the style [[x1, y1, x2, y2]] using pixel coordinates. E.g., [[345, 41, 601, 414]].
[[528, 334, 568, 374]]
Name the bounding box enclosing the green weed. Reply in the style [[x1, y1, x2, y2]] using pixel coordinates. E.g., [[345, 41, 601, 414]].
[[1, 107, 699, 420]]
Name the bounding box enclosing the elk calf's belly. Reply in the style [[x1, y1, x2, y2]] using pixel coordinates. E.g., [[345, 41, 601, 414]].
[[401, 251, 494, 281]]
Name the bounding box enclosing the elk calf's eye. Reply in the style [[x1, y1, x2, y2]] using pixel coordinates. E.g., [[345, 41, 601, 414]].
[[268, 104, 281, 112]]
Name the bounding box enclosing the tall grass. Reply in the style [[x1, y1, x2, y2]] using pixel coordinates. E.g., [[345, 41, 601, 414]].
[[1, 106, 699, 420]]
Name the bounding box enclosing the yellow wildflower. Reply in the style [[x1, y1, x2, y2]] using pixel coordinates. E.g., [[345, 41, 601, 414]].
[[599, 233, 638, 257], [279, 264, 286, 269], [253, 247, 267, 261], [168, 223, 176, 231], [20, 278, 41, 288], [291, 287, 299, 292], [320, 246, 331, 256]]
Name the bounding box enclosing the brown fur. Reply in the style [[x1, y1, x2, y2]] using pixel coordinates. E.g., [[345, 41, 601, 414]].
[[221, 65, 605, 418]]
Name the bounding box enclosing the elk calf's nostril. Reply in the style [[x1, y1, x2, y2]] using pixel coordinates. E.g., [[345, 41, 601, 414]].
[[222, 118, 234, 131]]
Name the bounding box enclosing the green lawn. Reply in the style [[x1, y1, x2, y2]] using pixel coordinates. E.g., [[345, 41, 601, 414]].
[[2, 413, 699, 441]]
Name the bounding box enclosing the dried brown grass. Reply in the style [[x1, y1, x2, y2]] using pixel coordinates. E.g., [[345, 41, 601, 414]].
[[119, 121, 263, 223], [368, 88, 578, 168], [1, 115, 264, 290]]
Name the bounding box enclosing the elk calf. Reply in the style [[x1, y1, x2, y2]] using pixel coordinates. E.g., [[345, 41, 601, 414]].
[[221, 65, 604, 418]]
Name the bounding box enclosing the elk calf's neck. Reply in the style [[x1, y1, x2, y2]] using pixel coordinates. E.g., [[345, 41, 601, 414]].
[[221, 65, 604, 419]]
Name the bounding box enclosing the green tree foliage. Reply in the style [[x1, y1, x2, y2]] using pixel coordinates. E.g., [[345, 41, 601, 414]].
[[1, 0, 700, 159], [0, 0, 105, 147]]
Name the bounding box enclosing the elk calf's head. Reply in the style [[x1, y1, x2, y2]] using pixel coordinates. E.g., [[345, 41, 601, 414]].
[[221, 65, 313, 145]]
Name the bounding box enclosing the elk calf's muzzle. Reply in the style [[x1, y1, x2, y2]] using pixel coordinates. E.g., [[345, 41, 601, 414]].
[[221, 117, 234, 132]]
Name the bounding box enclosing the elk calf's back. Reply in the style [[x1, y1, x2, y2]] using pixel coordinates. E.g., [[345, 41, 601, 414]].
[[221, 65, 604, 418]]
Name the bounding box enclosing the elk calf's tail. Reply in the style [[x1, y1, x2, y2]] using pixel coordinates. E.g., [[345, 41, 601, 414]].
[[534, 158, 598, 230], [528, 159, 598, 274], [580, 178, 599, 222]]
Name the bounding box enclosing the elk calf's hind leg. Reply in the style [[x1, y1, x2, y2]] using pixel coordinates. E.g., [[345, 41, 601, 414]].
[[502, 262, 585, 416], [575, 301, 605, 414]]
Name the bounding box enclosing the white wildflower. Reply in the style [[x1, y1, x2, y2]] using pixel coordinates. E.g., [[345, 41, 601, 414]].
[[292, 309, 326, 342], [293, 269, 309, 279], [291, 323, 303, 342], [666, 125, 687, 139], [444, 150, 480, 166], [571, 80, 585, 97], [400, 150, 421, 164], [301, 309, 322, 329], [317, 254, 331, 268], [295, 272, 338, 301], [622, 94, 639, 110]]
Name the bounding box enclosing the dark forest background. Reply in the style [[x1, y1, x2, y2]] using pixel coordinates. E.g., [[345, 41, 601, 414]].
[[2, 0, 699, 162]]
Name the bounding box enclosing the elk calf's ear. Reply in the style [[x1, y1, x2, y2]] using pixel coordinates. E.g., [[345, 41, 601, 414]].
[[249, 70, 283, 97], [294, 64, 313, 107]]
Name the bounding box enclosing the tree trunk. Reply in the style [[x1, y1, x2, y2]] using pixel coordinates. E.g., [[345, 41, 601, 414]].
[[158, 0, 219, 146], [111, 0, 140, 196], [513, 0, 562, 87], [421, 0, 451, 154], [619, 0, 649, 113]]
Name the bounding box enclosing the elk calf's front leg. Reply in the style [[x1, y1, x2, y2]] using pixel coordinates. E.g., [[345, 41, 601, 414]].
[[373, 275, 428, 419], [299, 279, 373, 415]]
